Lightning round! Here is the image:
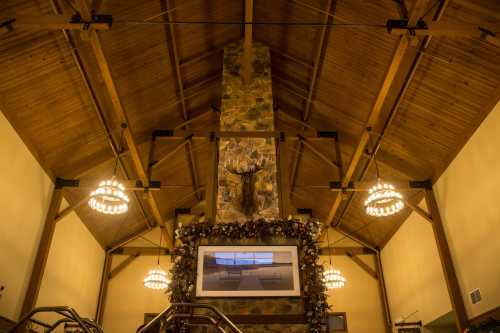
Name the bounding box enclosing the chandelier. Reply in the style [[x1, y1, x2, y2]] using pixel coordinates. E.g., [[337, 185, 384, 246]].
[[144, 226, 169, 290], [88, 178, 129, 215], [88, 125, 129, 215], [364, 181, 404, 217], [323, 229, 345, 290], [363, 129, 404, 217], [144, 266, 169, 290], [323, 267, 346, 289]]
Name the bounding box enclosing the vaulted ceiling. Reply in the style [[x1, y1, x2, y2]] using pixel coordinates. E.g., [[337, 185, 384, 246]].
[[1, 0, 500, 248]]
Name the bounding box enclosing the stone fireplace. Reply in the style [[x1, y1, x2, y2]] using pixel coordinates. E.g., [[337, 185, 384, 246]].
[[216, 41, 279, 224]]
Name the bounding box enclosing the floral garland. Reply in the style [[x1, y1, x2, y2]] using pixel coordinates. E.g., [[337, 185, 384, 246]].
[[168, 218, 329, 333]]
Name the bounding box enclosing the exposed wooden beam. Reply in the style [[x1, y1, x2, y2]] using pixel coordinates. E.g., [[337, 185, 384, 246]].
[[242, 0, 254, 84], [325, 0, 431, 228], [289, 140, 304, 194], [2, 14, 111, 31], [303, 0, 333, 121], [329, 179, 431, 192], [95, 252, 111, 324], [108, 252, 140, 279], [50, 0, 155, 231], [112, 246, 170, 256], [20, 187, 63, 318], [276, 109, 317, 131], [331, 0, 450, 229], [86, 31, 172, 246], [376, 251, 393, 333], [424, 188, 468, 332], [403, 197, 433, 223], [205, 136, 218, 223], [319, 246, 376, 256], [270, 48, 314, 69], [277, 134, 292, 218], [346, 251, 378, 279], [300, 137, 340, 170], [152, 129, 338, 139], [54, 195, 90, 223], [161, 0, 201, 201], [334, 226, 378, 251], [153, 139, 190, 170]]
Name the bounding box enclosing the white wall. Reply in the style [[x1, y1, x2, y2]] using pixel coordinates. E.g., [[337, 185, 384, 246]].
[[103, 228, 170, 333], [382, 99, 500, 325], [0, 112, 104, 322]]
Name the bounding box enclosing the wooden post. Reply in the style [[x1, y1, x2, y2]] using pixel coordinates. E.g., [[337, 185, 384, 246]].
[[424, 188, 468, 332], [205, 135, 218, 223], [242, 0, 253, 84], [277, 134, 291, 218], [20, 186, 63, 320], [95, 252, 112, 324], [376, 252, 393, 333]]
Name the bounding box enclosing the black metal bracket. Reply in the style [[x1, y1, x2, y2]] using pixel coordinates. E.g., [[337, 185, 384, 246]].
[[152, 129, 174, 139], [55, 177, 80, 189], [386, 18, 428, 35], [329, 181, 354, 190], [175, 208, 191, 216], [317, 131, 338, 139], [70, 13, 112, 28], [409, 179, 432, 189], [297, 208, 313, 215], [0, 18, 15, 32]]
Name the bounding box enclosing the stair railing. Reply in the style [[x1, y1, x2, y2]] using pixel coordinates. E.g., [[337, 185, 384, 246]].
[[7, 306, 103, 333], [137, 303, 243, 333]]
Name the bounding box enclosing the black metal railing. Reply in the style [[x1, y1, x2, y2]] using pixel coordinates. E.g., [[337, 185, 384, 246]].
[[137, 303, 243, 333], [7, 306, 103, 333]]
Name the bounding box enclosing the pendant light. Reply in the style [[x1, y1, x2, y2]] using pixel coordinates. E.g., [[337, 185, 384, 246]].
[[323, 229, 345, 289], [364, 129, 404, 217], [88, 125, 129, 215], [144, 227, 169, 290]]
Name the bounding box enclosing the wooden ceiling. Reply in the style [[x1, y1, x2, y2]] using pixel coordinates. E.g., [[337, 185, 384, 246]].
[[1, 0, 499, 248]]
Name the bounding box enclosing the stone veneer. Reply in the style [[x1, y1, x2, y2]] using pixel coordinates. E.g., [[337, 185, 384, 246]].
[[197, 41, 308, 333], [216, 41, 279, 223]]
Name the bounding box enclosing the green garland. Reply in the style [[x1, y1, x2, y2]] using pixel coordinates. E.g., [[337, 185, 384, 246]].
[[168, 218, 329, 333]]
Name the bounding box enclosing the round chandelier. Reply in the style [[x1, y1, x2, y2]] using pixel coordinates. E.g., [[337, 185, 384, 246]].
[[364, 181, 404, 217], [323, 267, 346, 289], [143, 266, 169, 290], [88, 178, 129, 215]]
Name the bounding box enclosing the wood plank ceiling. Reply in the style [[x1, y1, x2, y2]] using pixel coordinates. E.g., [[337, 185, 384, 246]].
[[1, 0, 499, 248]]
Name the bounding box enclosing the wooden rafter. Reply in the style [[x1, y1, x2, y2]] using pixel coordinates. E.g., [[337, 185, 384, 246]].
[[242, 0, 254, 84], [70, 8, 172, 245], [160, 0, 201, 201], [303, 0, 333, 121], [205, 135, 218, 223], [331, 0, 450, 234], [425, 188, 468, 331], [325, 0, 431, 229], [320, 246, 375, 256], [277, 134, 292, 218], [108, 252, 140, 279], [95, 252, 111, 324], [376, 252, 392, 332], [346, 251, 378, 279], [20, 188, 63, 318]]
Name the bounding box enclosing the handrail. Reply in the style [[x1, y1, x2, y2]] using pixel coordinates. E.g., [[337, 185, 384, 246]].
[[7, 306, 103, 333], [137, 303, 243, 333]]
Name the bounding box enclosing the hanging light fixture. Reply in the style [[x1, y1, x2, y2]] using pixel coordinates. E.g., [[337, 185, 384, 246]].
[[144, 227, 169, 290], [88, 124, 129, 215], [323, 229, 346, 290], [363, 129, 404, 217]]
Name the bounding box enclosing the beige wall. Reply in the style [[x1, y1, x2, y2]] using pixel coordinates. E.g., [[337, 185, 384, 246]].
[[322, 230, 387, 333], [103, 228, 170, 333], [382, 99, 500, 325], [36, 207, 105, 320], [0, 112, 104, 322], [382, 206, 451, 325]]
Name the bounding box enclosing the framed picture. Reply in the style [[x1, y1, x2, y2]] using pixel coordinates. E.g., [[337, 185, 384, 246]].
[[327, 312, 347, 332], [196, 245, 301, 297]]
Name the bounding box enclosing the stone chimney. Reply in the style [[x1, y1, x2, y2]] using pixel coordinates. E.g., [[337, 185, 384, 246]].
[[216, 41, 279, 223]]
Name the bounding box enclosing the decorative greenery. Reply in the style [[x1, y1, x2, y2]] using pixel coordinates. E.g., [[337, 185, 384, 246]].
[[168, 218, 329, 333]]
